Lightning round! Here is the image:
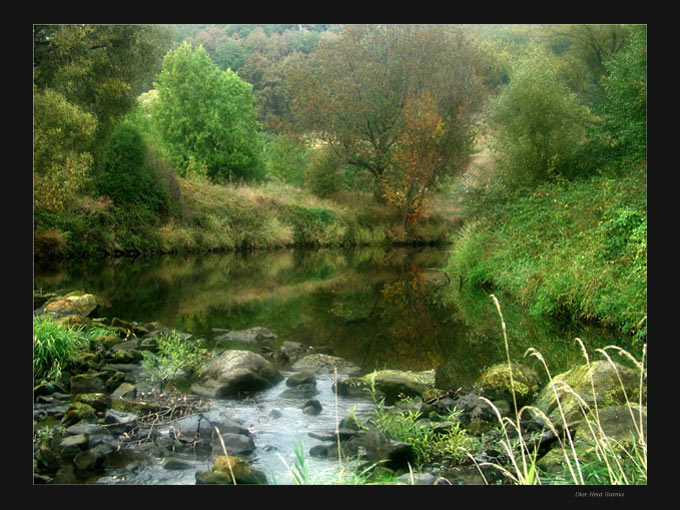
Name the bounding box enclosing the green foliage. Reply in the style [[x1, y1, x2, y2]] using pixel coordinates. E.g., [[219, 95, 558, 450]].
[[447, 168, 646, 338], [305, 146, 343, 198], [599, 26, 647, 169], [152, 42, 264, 182], [487, 49, 595, 188], [140, 331, 207, 386], [97, 121, 170, 216], [33, 316, 91, 381], [363, 378, 472, 466], [34, 24, 172, 147], [33, 87, 97, 213], [264, 134, 308, 187]]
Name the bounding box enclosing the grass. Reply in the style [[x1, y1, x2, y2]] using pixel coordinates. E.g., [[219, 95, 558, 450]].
[[447, 165, 647, 341], [139, 331, 210, 388], [33, 315, 107, 382], [468, 295, 647, 485]]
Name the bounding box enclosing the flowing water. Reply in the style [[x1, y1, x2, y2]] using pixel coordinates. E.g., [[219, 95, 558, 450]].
[[34, 246, 630, 484]]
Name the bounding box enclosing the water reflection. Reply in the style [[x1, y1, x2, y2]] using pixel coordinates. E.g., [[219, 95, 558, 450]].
[[34, 246, 631, 389]]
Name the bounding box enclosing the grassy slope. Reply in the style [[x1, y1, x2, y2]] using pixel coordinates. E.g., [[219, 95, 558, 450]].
[[34, 176, 459, 260], [446, 164, 647, 340]]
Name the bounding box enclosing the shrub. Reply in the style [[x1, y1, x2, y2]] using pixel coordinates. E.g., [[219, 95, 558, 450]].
[[488, 50, 595, 188], [97, 121, 170, 216]]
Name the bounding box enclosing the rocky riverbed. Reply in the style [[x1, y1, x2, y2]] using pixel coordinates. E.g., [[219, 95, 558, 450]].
[[33, 291, 647, 485]]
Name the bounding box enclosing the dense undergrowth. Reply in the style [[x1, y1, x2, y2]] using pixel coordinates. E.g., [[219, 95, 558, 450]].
[[446, 163, 646, 343]]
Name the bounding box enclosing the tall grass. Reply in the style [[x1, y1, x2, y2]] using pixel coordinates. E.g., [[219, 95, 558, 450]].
[[470, 295, 647, 485], [33, 315, 93, 382]]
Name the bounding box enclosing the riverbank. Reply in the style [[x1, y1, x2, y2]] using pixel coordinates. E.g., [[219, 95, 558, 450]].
[[33, 290, 646, 485], [34, 176, 461, 262], [445, 163, 647, 345]]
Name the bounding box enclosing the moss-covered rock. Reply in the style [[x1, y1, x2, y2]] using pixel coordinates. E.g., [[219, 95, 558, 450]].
[[42, 291, 98, 320], [73, 392, 111, 413], [474, 362, 541, 408], [62, 402, 97, 426], [532, 360, 642, 426], [196, 456, 268, 485], [362, 369, 436, 405]]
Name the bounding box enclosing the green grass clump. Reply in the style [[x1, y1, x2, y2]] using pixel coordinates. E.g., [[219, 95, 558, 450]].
[[33, 315, 92, 381], [140, 331, 208, 387]]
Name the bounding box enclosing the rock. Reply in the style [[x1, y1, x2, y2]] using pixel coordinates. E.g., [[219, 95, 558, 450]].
[[73, 392, 111, 413], [363, 369, 436, 405], [163, 457, 195, 470], [69, 373, 106, 394], [292, 353, 362, 375], [302, 399, 323, 416], [532, 360, 643, 426], [395, 472, 439, 485], [60, 433, 88, 459], [344, 428, 415, 470], [62, 402, 97, 426], [286, 371, 317, 387], [214, 327, 277, 344], [191, 350, 283, 398], [335, 376, 370, 398], [40, 291, 99, 320], [276, 341, 308, 366], [579, 404, 647, 449], [171, 410, 254, 453], [211, 433, 256, 456], [280, 384, 319, 399], [213, 456, 268, 484], [474, 362, 541, 408], [195, 470, 234, 485], [104, 409, 138, 433], [73, 449, 105, 471], [111, 382, 137, 399]]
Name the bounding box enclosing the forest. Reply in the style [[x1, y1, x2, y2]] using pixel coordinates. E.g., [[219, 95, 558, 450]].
[[33, 23, 647, 342]]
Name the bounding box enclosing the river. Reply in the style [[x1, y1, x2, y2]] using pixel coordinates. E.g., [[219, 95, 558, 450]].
[[34, 246, 630, 484]]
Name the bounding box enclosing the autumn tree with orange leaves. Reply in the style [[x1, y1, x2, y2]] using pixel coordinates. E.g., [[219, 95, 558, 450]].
[[286, 24, 484, 212]]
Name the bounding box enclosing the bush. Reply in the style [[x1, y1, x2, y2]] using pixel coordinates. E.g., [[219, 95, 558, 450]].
[[97, 121, 170, 215], [305, 146, 343, 198], [488, 50, 595, 188]]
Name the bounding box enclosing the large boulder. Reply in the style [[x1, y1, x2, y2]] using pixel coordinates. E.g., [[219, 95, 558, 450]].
[[171, 410, 254, 453], [191, 350, 283, 399], [473, 362, 541, 408], [363, 369, 436, 405], [291, 353, 362, 375], [532, 360, 643, 427], [196, 456, 267, 485], [40, 291, 99, 320]]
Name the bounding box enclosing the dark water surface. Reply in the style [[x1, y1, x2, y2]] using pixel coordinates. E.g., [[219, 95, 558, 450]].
[[35, 246, 638, 484], [34, 246, 631, 389]]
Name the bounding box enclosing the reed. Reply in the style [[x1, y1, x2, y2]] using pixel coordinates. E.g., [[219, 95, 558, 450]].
[[471, 295, 647, 485]]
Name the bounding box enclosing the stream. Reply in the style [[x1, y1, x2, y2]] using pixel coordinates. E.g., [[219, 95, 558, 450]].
[[34, 246, 629, 484]]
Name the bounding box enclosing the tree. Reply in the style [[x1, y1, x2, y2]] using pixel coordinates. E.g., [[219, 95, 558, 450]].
[[33, 87, 96, 212], [33, 24, 172, 145], [385, 92, 446, 229], [286, 24, 483, 200], [152, 42, 264, 181], [487, 49, 595, 188]]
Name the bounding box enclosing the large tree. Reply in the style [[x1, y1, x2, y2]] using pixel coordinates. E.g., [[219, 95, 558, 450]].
[[152, 42, 263, 181], [286, 24, 484, 206], [33, 24, 171, 210]]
